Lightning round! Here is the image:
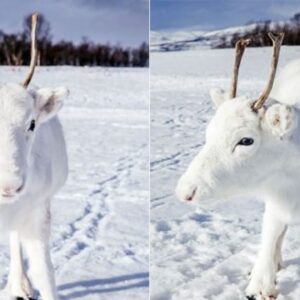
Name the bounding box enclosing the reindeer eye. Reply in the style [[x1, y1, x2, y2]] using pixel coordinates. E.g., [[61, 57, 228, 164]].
[[28, 120, 36, 132], [237, 137, 254, 146]]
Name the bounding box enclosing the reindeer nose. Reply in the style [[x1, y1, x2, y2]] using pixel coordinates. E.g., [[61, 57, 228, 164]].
[[1, 180, 24, 198]]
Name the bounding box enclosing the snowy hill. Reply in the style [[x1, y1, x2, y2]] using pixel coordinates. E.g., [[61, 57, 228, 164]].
[[151, 21, 286, 52], [0, 66, 149, 300]]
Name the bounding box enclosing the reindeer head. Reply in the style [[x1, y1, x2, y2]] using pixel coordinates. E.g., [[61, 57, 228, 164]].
[[0, 13, 69, 203], [176, 33, 293, 203]]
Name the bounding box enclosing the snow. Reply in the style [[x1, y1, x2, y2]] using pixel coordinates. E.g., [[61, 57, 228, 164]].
[[150, 46, 300, 299], [151, 30, 208, 49], [150, 25, 257, 51], [0, 66, 149, 299], [151, 21, 288, 52]]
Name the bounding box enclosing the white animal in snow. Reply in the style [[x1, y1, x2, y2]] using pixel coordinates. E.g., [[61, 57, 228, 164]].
[[176, 33, 300, 299], [0, 14, 69, 300]]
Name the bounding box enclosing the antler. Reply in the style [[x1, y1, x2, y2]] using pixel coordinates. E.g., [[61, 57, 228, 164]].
[[252, 32, 285, 111], [22, 12, 38, 88], [230, 38, 250, 99]]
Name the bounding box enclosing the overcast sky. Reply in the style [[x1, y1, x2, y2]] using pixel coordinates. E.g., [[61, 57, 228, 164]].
[[0, 0, 149, 46], [151, 0, 300, 31]]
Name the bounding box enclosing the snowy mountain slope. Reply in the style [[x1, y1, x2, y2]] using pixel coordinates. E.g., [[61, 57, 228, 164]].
[[0, 66, 149, 300], [150, 46, 300, 299], [151, 21, 287, 52]]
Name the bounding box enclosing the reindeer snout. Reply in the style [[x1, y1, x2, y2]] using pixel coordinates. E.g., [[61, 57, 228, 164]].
[[180, 186, 197, 202], [0, 178, 25, 198], [175, 174, 198, 202]]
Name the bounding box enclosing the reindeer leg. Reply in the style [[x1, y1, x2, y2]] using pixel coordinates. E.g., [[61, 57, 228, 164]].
[[5, 231, 34, 299], [246, 204, 287, 299], [22, 203, 59, 300], [274, 225, 287, 272]]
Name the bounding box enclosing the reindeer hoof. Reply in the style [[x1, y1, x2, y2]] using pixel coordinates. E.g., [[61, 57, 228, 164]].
[[16, 298, 37, 300]]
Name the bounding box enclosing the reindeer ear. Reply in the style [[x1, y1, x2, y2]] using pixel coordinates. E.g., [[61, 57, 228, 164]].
[[209, 88, 229, 108], [264, 103, 297, 139], [32, 87, 69, 123]]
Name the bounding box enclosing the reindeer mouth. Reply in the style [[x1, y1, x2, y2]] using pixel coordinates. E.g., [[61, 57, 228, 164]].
[[2, 194, 14, 199]]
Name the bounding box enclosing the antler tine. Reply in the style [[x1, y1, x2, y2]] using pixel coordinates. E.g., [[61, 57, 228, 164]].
[[22, 12, 38, 88], [252, 32, 285, 111], [230, 38, 250, 99]]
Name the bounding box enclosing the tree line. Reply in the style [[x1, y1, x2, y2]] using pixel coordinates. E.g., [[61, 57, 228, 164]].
[[0, 13, 149, 67], [216, 13, 300, 48]]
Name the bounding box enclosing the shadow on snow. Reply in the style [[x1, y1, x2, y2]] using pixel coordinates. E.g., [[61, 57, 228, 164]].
[[58, 272, 149, 299]]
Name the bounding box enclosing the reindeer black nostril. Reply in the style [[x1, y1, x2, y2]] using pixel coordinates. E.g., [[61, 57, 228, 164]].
[[186, 188, 196, 201], [16, 184, 24, 193]]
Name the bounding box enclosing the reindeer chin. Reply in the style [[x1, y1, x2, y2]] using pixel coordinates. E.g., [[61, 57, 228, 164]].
[[0, 196, 19, 205]]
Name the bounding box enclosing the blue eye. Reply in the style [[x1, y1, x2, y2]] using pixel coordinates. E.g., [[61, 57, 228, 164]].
[[237, 137, 254, 146]]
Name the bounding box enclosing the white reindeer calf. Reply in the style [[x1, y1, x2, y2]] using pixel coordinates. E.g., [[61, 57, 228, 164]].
[[176, 33, 300, 299], [0, 14, 69, 300]]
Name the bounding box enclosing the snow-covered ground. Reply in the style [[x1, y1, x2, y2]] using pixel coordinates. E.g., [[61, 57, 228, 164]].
[[0, 66, 149, 299], [150, 46, 300, 299]]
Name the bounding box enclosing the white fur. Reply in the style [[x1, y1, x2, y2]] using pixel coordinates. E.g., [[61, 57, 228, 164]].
[[176, 59, 300, 299], [0, 82, 69, 300]]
